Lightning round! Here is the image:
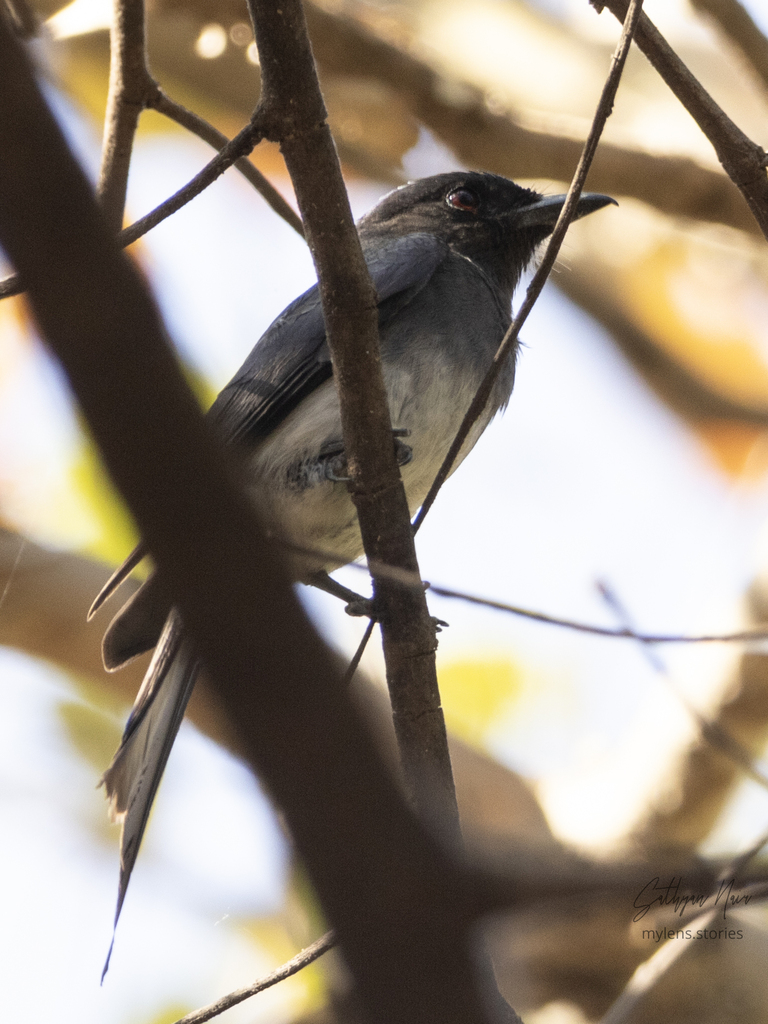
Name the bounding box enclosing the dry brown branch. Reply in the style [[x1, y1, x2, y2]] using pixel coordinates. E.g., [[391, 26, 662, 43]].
[[690, 0, 768, 96], [412, 0, 643, 532], [97, 0, 153, 230], [299, 2, 759, 235], [598, 0, 768, 241], [244, 0, 466, 858], [172, 931, 336, 1024], [0, 9, 514, 1024], [241, 0, 512, 1015], [148, 86, 304, 235]]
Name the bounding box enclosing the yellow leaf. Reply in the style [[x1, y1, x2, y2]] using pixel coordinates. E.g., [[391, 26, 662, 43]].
[[438, 658, 522, 747]]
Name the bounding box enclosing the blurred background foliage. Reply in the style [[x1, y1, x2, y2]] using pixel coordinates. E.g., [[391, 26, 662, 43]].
[[4, 1, 768, 1022]]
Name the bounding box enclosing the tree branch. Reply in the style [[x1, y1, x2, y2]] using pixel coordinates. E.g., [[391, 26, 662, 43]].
[[690, 0, 768, 96], [172, 931, 336, 1024], [301, 1, 759, 236], [147, 85, 304, 237], [97, 0, 153, 231], [557, 264, 768, 426], [413, 0, 644, 533], [597, 0, 768, 241], [245, 0, 465, 848], [0, 13, 505, 1024]]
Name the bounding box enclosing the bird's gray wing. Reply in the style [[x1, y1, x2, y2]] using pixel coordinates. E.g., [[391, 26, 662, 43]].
[[99, 232, 448, 971], [209, 232, 449, 444], [92, 234, 447, 621]]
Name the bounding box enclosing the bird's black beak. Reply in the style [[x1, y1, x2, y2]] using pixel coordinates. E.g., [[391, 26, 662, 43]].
[[513, 192, 617, 229]]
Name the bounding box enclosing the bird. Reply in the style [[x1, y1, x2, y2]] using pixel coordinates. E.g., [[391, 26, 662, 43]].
[[92, 171, 615, 967]]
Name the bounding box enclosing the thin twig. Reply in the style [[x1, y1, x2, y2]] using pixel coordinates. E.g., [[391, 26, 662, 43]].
[[117, 118, 265, 246], [277, 537, 768, 645], [342, 617, 376, 686], [172, 931, 336, 1024], [412, 0, 645, 533], [305, 2, 759, 237], [689, 0, 768, 97], [0, 117, 268, 299], [97, 0, 153, 232], [148, 86, 304, 237], [598, 580, 768, 793], [425, 581, 768, 645], [598, 0, 768, 241], [0, 535, 25, 616]]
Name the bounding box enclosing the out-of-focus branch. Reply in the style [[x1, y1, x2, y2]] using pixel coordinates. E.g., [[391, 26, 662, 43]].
[[557, 265, 768, 425], [0, 100, 299, 300], [690, 0, 768, 96], [627, 576, 768, 856], [0, 526, 238, 745], [65, 0, 761, 236], [0, 528, 141, 685], [4, 0, 38, 37], [597, 829, 768, 1024], [299, 1, 760, 237], [597, 0, 768, 241], [0, 13, 508, 1024]]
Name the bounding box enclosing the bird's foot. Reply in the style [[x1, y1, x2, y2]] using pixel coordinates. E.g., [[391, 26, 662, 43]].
[[322, 428, 412, 483]]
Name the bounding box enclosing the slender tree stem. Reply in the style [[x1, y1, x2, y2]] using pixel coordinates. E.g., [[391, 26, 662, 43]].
[[97, 0, 153, 231], [413, 0, 645, 533], [598, 0, 768, 240]]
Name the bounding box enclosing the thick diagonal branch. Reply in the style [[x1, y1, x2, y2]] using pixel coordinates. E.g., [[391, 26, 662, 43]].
[[598, 0, 768, 241], [0, 14, 504, 1024]]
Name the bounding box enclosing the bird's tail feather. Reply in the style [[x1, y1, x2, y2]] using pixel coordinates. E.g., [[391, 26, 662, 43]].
[[88, 541, 147, 620], [101, 610, 200, 980]]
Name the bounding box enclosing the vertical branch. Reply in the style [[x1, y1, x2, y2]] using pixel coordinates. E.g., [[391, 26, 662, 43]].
[[0, 19, 497, 1024], [248, 0, 462, 847], [243, 2, 513, 1018], [97, 0, 153, 231]]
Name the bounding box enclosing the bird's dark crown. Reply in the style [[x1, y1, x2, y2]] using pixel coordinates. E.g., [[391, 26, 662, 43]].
[[358, 171, 548, 297]]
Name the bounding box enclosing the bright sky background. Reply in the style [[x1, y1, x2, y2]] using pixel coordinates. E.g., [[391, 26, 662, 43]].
[[4, 2, 768, 1020]]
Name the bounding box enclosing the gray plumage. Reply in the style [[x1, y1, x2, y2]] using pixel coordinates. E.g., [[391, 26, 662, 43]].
[[93, 171, 614, 969]]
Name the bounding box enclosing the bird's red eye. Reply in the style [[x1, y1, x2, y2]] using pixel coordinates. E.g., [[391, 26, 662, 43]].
[[446, 188, 479, 213]]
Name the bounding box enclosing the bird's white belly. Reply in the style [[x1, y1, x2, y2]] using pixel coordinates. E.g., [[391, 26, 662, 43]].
[[244, 347, 498, 577]]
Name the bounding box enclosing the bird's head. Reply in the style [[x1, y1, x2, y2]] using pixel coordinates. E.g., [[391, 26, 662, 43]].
[[358, 171, 616, 296]]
